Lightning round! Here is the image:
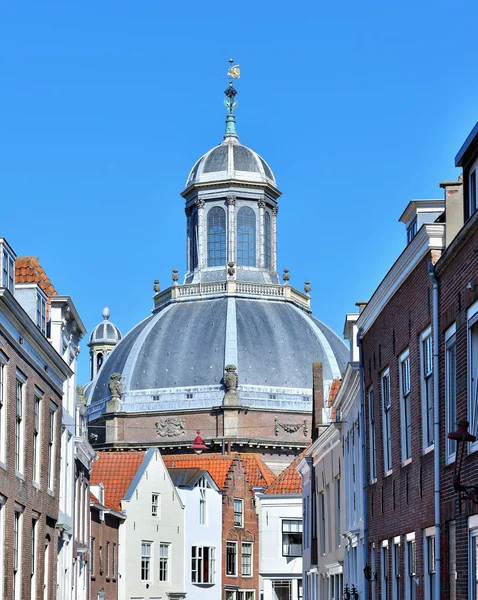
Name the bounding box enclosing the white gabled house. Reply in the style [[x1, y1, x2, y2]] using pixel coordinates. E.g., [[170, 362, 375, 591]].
[[169, 468, 222, 600]]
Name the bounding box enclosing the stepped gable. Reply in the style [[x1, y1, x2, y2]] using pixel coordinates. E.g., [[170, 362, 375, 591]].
[[90, 451, 146, 511]]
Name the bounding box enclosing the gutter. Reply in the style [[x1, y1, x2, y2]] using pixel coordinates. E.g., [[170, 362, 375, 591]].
[[428, 263, 441, 600], [357, 327, 368, 600]]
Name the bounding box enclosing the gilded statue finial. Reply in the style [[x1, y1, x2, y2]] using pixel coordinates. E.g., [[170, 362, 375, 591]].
[[224, 58, 239, 138]]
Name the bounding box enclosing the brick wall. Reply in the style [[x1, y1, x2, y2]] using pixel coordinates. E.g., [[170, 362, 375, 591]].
[[90, 507, 121, 600]]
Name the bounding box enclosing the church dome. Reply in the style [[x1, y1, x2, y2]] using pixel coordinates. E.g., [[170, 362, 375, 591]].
[[88, 307, 122, 345], [185, 136, 276, 189], [86, 294, 348, 423]]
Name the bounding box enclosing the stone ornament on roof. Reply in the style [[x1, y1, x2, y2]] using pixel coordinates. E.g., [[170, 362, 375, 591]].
[[155, 418, 185, 437], [224, 364, 238, 391], [108, 373, 123, 399]]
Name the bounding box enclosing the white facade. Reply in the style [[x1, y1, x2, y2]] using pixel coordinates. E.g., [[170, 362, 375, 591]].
[[337, 313, 365, 600], [173, 471, 222, 600], [256, 493, 303, 600], [118, 448, 186, 600]]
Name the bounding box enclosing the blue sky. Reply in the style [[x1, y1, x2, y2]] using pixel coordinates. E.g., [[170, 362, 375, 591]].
[[1, 1, 477, 384]]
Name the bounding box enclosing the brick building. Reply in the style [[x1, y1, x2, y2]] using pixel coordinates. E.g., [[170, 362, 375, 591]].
[[436, 123, 478, 599], [0, 238, 71, 600], [163, 452, 275, 600], [356, 200, 446, 600]]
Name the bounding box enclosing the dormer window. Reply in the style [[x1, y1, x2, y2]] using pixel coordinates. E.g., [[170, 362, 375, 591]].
[[407, 218, 417, 244], [36, 291, 47, 335], [1, 246, 15, 293]]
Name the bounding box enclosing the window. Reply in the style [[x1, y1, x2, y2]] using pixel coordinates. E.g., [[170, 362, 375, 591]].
[[405, 536, 416, 600], [14, 510, 22, 600], [207, 206, 226, 266], [382, 542, 389, 600], [234, 498, 244, 527], [237, 207, 256, 267], [105, 542, 110, 578], [191, 546, 215, 583], [31, 519, 37, 599], [0, 355, 6, 463], [47, 403, 57, 490], [445, 326, 457, 463], [159, 543, 169, 582], [369, 388, 377, 481], [241, 542, 252, 576], [400, 352, 412, 462], [335, 477, 341, 548], [470, 168, 477, 217], [237, 591, 255, 600], [381, 370, 392, 472], [319, 492, 326, 554], [272, 580, 292, 600], [199, 487, 206, 525], [191, 212, 198, 271], [226, 541, 237, 576], [141, 542, 152, 581], [407, 218, 417, 244], [15, 375, 25, 474], [425, 532, 436, 600], [282, 519, 302, 557], [1, 248, 14, 293], [265, 211, 271, 269], [90, 537, 95, 578], [392, 538, 400, 600], [152, 493, 160, 517], [420, 329, 434, 448], [33, 394, 41, 483], [112, 543, 116, 579], [469, 307, 478, 445], [36, 292, 46, 335]]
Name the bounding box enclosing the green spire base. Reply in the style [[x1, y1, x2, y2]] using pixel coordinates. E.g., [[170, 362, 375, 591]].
[[225, 113, 238, 138]]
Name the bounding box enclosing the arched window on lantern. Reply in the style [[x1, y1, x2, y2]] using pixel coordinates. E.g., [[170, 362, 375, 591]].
[[207, 207, 226, 267], [237, 207, 256, 267], [265, 211, 271, 269]]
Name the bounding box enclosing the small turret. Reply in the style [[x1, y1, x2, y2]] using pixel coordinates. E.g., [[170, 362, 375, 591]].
[[88, 307, 122, 380]]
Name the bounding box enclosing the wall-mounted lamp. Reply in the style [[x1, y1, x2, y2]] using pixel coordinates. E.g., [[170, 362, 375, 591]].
[[363, 564, 377, 582], [448, 418, 478, 504]]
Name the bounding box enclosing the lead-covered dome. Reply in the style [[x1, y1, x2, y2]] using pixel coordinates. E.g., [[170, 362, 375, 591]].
[[88, 307, 122, 345], [185, 136, 276, 189]]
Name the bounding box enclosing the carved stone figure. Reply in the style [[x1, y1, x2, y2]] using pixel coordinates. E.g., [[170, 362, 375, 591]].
[[224, 364, 238, 391], [108, 373, 123, 399], [155, 418, 186, 437]]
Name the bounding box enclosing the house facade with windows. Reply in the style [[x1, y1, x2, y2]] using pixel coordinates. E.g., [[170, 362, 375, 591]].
[[356, 199, 445, 600], [436, 123, 478, 599], [256, 453, 304, 600], [0, 238, 71, 600], [169, 469, 222, 600], [90, 449, 186, 600]]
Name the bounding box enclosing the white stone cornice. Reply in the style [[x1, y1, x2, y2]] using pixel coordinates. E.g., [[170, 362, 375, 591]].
[[357, 223, 445, 335]]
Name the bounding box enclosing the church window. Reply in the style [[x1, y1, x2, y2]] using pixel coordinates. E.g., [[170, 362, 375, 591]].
[[237, 207, 256, 267], [207, 207, 226, 267], [191, 211, 199, 270], [96, 353, 103, 372], [265, 211, 271, 269]]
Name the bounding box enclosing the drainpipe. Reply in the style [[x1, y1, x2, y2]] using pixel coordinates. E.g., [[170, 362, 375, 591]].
[[357, 327, 368, 600], [428, 263, 441, 600]]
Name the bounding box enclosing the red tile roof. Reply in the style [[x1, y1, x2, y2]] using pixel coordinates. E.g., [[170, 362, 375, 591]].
[[264, 451, 306, 495], [328, 378, 342, 420], [90, 451, 146, 511], [15, 256, 57, 297], [163, 453, 276, 491]]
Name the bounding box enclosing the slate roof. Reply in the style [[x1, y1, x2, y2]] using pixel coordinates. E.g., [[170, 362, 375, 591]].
[[162, 453, 275, 491], [15, 256, 57, 297], [264, 451, 305, 495], [90, 451, 146, 511]]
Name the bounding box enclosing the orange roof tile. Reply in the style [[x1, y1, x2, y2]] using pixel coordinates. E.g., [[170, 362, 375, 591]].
[[15, 256, 57, 298], [90, 451, 146, 511], [328, 378, 342, 407], [163, 453, 276, 491], [264, 451, 306, 495]]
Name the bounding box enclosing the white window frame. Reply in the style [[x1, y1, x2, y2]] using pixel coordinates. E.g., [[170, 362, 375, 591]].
[[0, 352, 7, 466], [226, 541, 238, 577], [141, 541, 152, 582], [31, 516, 38, 600], [47, 402, 57, 491], [369, 388, 377, 482], [191, 545, 215, 584], [405, 532, 416, 600], [14, 507, 23, 600], [282, 519, 302, 557], [399, 350, 412, 463], [15, 371, 26, 476], [159, 543, 170, 582], [381, 369, 392, 474], [381, 540, 389, 600], [1, 247, 15, 293], [90, 537, 95, 578], [33, 390, 42, 484], [241, 542, 253, 577], [420, 327, 434, 451], [151, 492, 160, 518], [234, 498, 244, 527], [445, 324, 457, 464], [424, 527, 436, 600], [468, 301, 478, 452], [0, 496, 5, 600], [392, 537, 400, 600], [36, 290, 47, 335]]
